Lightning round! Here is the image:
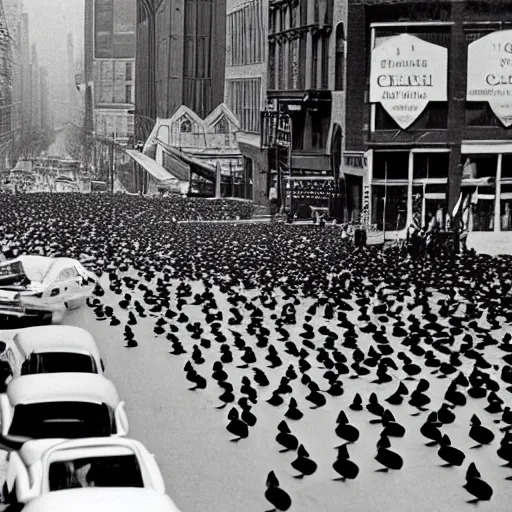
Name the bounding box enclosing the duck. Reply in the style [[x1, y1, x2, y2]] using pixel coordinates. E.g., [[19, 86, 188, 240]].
[[275, 420, 299, 453], [267, 391, 284, 407], [335, 411, 360, 444], [239, 398, 257, 427], [291, 444, 317, 478], [420, 412, 443, 446], [366, 393, 384, 418], [253, 368, 270, 386], [349, 393, 363, 411], [264, 471, 292, 512], [375, 434, 403, 472], [226, 407, 249, 442], [285, 398, 304, 421], [212, 361, 228, 382], [385, 381, 409, 405], [305, 382, 326, 409], [469, 414, 495, 447], [463, 463, 493, 503], [332, 443, 359, 481], [437, 403, 455, 424], [437, 434, 465, 467], [381, 410, 406, 438]]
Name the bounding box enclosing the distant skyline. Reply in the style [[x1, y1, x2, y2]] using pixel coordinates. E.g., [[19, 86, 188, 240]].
[[21, 0, 84, 119]]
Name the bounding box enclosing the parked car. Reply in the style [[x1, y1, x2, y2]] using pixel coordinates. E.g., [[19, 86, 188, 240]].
[[2, 436, 166, 505], [21, 488, 182, 512], [0, 326, 105, 386], [0, 372, 129, 449], [0, 255, 97, 323]]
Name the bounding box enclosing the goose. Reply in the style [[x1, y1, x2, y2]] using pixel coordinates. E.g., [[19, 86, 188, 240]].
[[291, 444, 317, 478], [275, 420, 298, 452], [332, 443, 359, 481], [226, 407, 249, 442], [264, 471, 292, 512], [463, 463, 493, 503], [437, 434, 465, 467]]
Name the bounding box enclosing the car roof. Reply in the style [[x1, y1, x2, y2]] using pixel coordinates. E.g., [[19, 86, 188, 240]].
[[6, 373, 120, 406], [22, 488, 181, 512], [19, 436, 141, 467], [13, 326, 100, 359]]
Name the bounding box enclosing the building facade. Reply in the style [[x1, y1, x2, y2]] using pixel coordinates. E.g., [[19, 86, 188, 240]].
[[224, 0, 267, 204], [346, 0, 512, 237], [40, 66, 50, 132], [30, 44, 40, 131], [91, 0, 136, 143], [262, 0, 336, 217]]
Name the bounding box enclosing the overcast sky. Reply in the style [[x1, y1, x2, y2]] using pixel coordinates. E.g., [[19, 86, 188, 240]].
[[23, 0, 84, 109]]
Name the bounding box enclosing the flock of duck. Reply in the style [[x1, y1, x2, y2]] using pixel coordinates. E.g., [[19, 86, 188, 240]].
[[2, 194, 512, 510]]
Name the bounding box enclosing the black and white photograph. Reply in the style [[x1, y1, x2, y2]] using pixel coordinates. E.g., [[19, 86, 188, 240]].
[[0, 0, 512, 511]]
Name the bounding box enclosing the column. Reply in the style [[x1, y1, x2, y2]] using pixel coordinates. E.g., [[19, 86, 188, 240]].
[[406, 150, 414, 227], [367, 149, 373, 225], [495, 153, 502, 232]]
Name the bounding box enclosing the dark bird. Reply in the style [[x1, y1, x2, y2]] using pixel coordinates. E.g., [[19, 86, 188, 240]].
[[332, 443, 359, 481], [264, 471, 292, 512], [291, 444, 317, 478], [463, 463, 493, 503], [349, 393, 363, 411], [469, 414, 495, 448], [437, 434, 465, 467], [375, 434, 403, 472], [335, 411, 359, 444], [285, 398, 304, 421], [267, 392, 284, 407], [226, 407, 249, 442], [420, 412, 443, 446], [253, 368, 270, 386], [275, 420, 299, 453]]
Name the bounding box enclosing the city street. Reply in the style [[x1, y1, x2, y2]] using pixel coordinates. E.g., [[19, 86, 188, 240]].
[[1, 265, 509, 512]]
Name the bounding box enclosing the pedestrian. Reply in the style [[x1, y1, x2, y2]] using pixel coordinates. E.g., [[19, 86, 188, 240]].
[[269, 181, 278, 221]]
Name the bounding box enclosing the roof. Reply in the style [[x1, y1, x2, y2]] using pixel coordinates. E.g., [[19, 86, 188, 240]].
[[22, 488, 181, 512], [125, 149, 178, 183], [13, 326, 100, 359], [157, 142, 216, 182], [19, 438, 67, 466], [6, 373, 120, 407]]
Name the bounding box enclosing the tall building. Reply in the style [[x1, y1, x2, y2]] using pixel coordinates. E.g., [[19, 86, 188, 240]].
[[261, 0, 335, 217], [136, 0, 226, 125], [40, 66, 49, 131], [224, 0, 267, 203], [346, 0, 512, 240], [83, 0, 94, 132], [87, 0, 136, 143], [20, 11, 30, 130], [30, 43, 40, 130]]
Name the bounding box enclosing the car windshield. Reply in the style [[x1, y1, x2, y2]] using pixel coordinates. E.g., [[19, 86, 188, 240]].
[[49, 454, 144, 491], [8, 402, 115, 439], [21, 353, 97, 375]]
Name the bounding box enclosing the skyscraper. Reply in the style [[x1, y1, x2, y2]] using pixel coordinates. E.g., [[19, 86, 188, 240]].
[[31, 43, 40, 130]]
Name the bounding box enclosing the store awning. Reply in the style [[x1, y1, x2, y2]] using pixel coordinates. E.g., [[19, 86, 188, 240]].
[[124, 149, 177, 183], [462, 142, 512, 154]]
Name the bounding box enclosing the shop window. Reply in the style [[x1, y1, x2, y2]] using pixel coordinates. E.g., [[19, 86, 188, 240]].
[[311, 111, 325, 149], [472, 188, 495, 232], [373, 151, 409, 180], [502, 155, 512, 179], [460, 155, 497, 179], [291, 111, 305, 150], [371, 185, 407, 231], [500, 184, 512, 231], [413, 153, 449, 180]]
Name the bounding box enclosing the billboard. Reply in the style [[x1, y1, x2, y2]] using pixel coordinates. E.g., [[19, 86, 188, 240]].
[[467, 30, 512, 127], [370, 34, 448, 130], [94, 0, 136, 59]]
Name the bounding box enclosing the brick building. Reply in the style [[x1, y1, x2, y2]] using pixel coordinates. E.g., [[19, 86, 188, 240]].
[[346, 0, 512, 237]]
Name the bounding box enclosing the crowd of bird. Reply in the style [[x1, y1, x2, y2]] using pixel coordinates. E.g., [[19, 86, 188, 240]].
[[2, 193, 512, 510]]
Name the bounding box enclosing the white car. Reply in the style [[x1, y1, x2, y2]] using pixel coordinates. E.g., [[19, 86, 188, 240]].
[[0, 373, 129, 449], [22, 488, 182, 512], [0, 326, 105, 383], [3, 436, 166, 505], [0, 255, 97, 323]]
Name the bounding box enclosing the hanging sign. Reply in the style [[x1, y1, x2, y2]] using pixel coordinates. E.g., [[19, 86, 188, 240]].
[[370, 34, 448, 129], [467, 30, 512, 127]]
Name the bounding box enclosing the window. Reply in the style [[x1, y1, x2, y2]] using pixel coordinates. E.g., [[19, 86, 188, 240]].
[[226, 78, 261, 133], [125, 62, 132, 81], [334, 23, 345, 91], [125, 85, 132, 104], [214, 117, 229, 134], [180, 118, 192, 133], [22, 353, 97, 375]]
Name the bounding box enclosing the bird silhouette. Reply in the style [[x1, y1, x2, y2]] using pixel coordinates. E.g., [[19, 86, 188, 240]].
[[264, 471, 292, 512]]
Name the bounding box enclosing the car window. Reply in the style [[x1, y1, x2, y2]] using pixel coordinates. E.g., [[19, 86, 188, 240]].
[[49, 454, 144, 491], [57, 267, 79, 282], [8, 402, 116, 438], [21, 353, 97, 375]]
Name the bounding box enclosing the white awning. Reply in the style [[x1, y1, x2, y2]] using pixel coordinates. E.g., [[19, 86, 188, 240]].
[[124, 149, 177, 182], [461, 142, 512, 154]]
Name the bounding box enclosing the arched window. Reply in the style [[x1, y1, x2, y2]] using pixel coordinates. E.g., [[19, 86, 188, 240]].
[[214, 116, 229, 134], [335, 22, 345, 91], [180, 118, 192, 133]]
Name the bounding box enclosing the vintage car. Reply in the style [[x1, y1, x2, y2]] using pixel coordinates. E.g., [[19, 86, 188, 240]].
[[0, 326, 105, 385], [2, 436, 166, 505], [0, 255, 97, 323], [21, 488, 182, 512], [0, 373, 129, 450]]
